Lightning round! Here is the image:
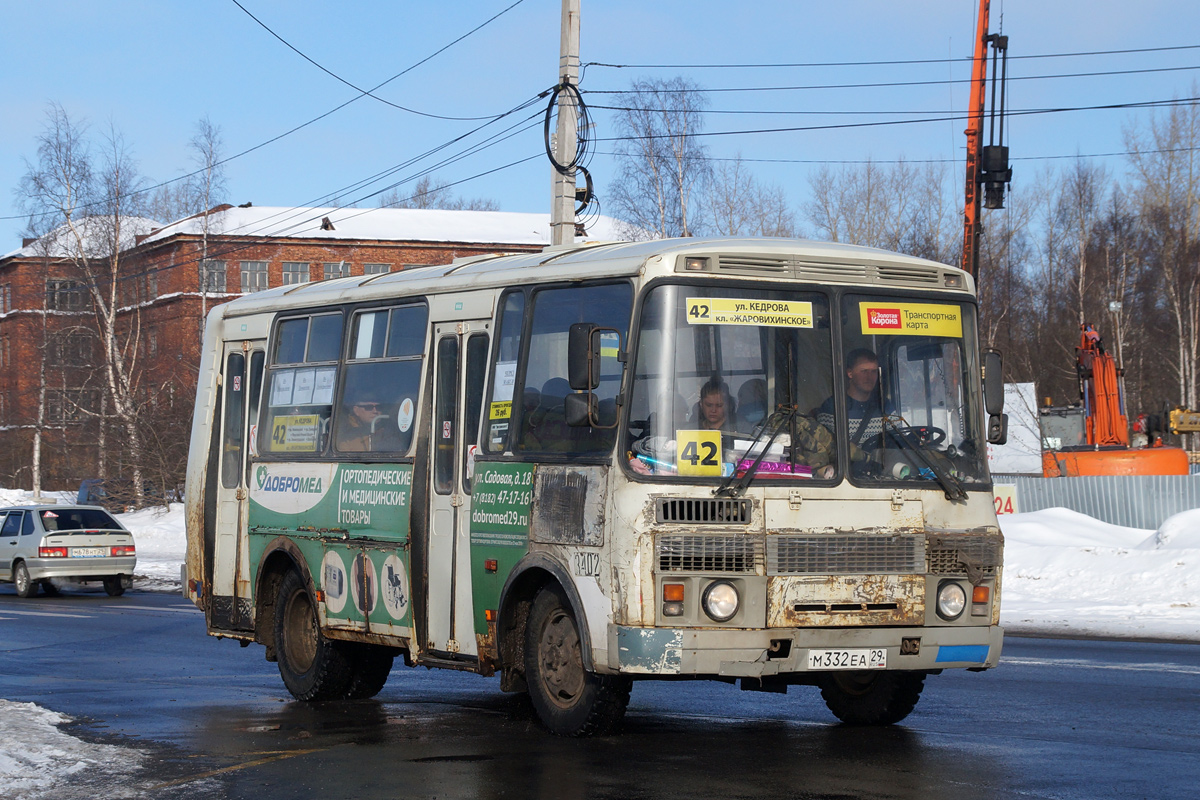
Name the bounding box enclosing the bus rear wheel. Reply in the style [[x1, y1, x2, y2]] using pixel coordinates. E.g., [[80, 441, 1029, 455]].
[[819, 670, 926, 725], [274, 569, 353, 701], [341, 644, 395, 700], [524, 586, 630, 737]]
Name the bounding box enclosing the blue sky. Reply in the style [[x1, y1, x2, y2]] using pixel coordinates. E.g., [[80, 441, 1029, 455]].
[[3, 1, 1198, 249]]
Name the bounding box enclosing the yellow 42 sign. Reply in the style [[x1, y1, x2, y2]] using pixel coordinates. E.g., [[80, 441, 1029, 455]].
[[676, 430, 723, 476]]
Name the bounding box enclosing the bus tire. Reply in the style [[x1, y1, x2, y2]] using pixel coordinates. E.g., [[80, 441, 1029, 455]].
[[342, 644, 395, 700], [524, 585, 630, 737], [14, 563, 38, 598], [819, 670, 926, 725], [274, 569, 353, 701]]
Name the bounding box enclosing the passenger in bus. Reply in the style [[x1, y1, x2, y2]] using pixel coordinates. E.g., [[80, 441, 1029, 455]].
[[336, 389, 402, 452], [693, 376, 737, 432], [816, 348, 893, 460], [521, 378, 574, 451], [736, 379, 769, 432]]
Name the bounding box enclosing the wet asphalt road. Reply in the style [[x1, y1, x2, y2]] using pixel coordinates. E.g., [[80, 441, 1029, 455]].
[[0, 586, 1197, 800]]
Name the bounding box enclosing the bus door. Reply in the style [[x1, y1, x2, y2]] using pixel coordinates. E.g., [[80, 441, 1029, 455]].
[[213, 339, 266, 628], [427, 320, 490, 657]]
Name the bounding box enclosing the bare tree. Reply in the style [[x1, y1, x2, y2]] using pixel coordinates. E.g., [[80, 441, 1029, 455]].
[[377, 174, 499, 211], [608, 77, 711, 240], [705, 155, 797, 237], [17, 104, 157, 505]]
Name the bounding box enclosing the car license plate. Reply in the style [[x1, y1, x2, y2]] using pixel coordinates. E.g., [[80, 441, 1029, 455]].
[[72, 547, 106, 558], [807, 648, 887, 670]]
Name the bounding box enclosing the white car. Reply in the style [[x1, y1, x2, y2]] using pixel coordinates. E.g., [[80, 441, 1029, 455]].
[[0, 505, 137, 598]]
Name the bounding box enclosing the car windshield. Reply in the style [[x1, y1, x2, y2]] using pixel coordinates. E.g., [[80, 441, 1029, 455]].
[[625, 283, 836, 481], [835, 294, 987, 487], [39, 508, 123, 531]]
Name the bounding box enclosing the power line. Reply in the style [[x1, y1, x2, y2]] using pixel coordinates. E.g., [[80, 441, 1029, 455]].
[[4, 2, 533, 224], [583, 63, 1200, 95], [582, 43, 1200, 71], [594, 96, 1200, 144], [228, 0, 526, 121]]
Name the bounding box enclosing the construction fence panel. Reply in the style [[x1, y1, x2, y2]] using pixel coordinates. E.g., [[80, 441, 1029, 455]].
[[992, 474, 1200, 530]]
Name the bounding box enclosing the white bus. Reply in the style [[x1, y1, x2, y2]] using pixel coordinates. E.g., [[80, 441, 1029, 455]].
[[184, 237, 1007, 736]]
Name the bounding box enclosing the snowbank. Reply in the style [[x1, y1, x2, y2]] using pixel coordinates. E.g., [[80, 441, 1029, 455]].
[[999, 507, 1200, 640], [0, 700, 144, 800]]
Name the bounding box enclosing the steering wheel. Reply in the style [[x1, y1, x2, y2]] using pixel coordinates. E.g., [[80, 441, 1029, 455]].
[[886, 425, 947, 449]]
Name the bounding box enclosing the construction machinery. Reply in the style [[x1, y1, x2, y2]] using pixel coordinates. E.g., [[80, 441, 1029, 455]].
[[1040, 324, 1188, 476]]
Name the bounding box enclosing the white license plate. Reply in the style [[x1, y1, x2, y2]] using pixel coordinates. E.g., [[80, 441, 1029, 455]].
[[807, 648, 887, 670], [72, 547, 106, 558]]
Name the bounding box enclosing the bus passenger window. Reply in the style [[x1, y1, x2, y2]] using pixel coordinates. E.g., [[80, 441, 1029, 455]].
[[263, 312, 343, 455], [221, 352, 246, 488], [333, 304, 427, 455]]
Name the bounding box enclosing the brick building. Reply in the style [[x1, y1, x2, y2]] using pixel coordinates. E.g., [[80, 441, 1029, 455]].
[[0, 204, 621, 490]]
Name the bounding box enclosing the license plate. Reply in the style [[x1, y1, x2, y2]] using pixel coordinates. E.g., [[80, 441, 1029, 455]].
[[807, 648, 887, 670], [72, 547, 106, 558]]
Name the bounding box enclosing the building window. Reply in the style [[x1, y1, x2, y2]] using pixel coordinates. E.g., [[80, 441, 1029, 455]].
[[1, 284, 11, 313], [48, 332, 92, 368], [323, 262, 348, 280], [148, 328, 158, 358], [46, 279, 86, 311], [201, 260, 227, 293], [46, 389, 98, 425], [241, 261, 270, 293], [145, 270, 158, 300], [281, 262, 310, 285], [363, 263, 390, 275], [0, 337, 8, 369]]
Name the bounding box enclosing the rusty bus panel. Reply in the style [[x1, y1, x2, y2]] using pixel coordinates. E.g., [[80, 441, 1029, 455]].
[[767, 574, 925, 627]]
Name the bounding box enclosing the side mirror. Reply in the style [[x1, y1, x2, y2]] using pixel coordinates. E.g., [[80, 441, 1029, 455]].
[[987, 413, 1009, 445], [565, 392, 594, 427], [568, 323, 598, 391], [983, 350, 1004, 416]]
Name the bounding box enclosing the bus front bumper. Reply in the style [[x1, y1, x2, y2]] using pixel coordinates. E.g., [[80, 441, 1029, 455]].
[[607, 624, 1003, 677]]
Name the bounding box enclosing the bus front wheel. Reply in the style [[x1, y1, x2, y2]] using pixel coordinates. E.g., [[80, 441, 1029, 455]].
[[524, 585, 630, 737], [274, 569, 353, 700], [818, 670, 926, 725]]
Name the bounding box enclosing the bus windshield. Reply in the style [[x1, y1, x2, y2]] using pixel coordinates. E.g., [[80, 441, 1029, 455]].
[[626, 283, 837, 481], [625, 284, 988, 488], [834, 294, 987, 488]]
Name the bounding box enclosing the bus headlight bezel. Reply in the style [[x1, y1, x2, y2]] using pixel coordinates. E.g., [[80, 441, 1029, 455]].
[[936, 580, 967, 620], [702, 580, 740, 622]]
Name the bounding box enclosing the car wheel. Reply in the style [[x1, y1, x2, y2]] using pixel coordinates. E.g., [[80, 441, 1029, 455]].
[[103, 577, 126, 597], [14, 563, 38, 598], [274, 568, 353, 701], [524, 585, 630, 736], [818, 670, 926, 725]]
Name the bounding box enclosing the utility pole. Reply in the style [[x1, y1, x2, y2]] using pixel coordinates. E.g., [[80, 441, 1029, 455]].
[[550, 0, 581, 246]]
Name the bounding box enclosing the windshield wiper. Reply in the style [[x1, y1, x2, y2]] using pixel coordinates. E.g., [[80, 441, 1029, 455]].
[[881, 414, 967, 501], [715, 406, 795, 498]]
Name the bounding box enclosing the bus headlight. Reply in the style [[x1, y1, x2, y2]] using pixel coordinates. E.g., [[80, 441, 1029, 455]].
[[702, 580, 739, 622], [936, 580, 967, 620]]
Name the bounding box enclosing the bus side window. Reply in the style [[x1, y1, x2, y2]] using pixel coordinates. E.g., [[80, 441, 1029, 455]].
[[484, 292, 526, 453], [462, 333, 489, 492], [263, 313, 343, 455], [221, 352, 246, 489]]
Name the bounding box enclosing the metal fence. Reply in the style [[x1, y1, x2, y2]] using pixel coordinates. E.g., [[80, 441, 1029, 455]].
[[992, 474, 1200, 530]]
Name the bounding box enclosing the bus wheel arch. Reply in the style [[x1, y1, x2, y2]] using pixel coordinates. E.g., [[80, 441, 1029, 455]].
[[497, 556, 595, 693], [254, 539, 309, 663]]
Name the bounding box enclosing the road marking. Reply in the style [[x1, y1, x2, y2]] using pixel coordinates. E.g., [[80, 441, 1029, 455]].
[[1002, 656, 1200, 676], [0, 608, 93, 619], [100, 604, 201, 614], [150, 749, 325, 789]]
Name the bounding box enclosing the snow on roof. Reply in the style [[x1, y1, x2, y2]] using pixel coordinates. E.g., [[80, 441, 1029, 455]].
[[3, 216, 162, 260], [138, 205, 625, 247]]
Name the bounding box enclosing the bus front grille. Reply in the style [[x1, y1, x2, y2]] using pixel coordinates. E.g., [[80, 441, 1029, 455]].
[[655, 497, 751, 525], [767, 534, 925, 575], [927, 535, 1002, 576], [657, 535, 764, 574]]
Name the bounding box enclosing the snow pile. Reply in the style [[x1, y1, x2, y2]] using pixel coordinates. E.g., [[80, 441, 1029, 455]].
[[999, 507, 1200, 640], [0, 700, 143, 800], [116, 504, 186, 591]]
